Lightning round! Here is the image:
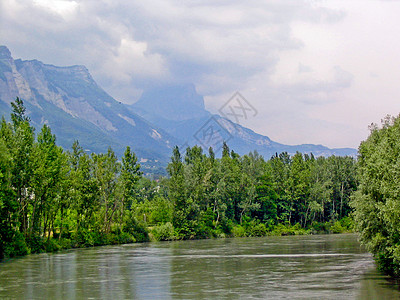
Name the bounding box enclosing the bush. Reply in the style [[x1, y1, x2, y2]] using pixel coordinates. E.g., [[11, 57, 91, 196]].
[[45, 238, 61, 252], [330, 221, 345, 234], [152, 222, 175, 241], [270, 223, 309, 236], [117, 232, 136, 244], [58, 238, 72, 249], [27, 234, 46, 253], [249, 223, 267, 237], [339, 217, 353, 231], [3, 231, 29, 258], [219, 218, 233, 235], [149, 196, 173, 225], [124, 213, 149, 243], [232, 225, 246, 237], [310, 221, 330, 234], [72, 229, 98, 247]]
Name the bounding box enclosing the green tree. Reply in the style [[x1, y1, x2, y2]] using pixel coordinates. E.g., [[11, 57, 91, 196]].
[[0, 138, 26, 258], [254, 173, 278, 223], [352, 115, 400, 276], [121, 146, 141, 209], [68, 142, 99, 240], [167, 146, 192, 237], [30, 125, 66, 244], [9, 99, 35, 238], [92, 147, 120, 234]]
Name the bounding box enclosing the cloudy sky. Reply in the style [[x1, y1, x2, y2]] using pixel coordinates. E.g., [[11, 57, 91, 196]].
[[2, 0, 400, 149]]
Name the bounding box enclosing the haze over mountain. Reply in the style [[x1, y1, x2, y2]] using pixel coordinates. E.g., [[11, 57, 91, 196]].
[[131, 85, 357, 158], [0, 46, 356, 168]]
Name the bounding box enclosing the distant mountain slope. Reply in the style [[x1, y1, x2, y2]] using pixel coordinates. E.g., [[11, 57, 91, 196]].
[[130, 85, 357, 158], [0, 45, 356, 167], [0, 46, 177, 162]]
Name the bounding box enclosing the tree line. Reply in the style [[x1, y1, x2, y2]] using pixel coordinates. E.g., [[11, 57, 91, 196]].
[[165, 142, 356, 240], [0, 98, 357, 260]]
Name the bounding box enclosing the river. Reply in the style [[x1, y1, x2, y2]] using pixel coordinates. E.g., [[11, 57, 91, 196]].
[[0, 234, 399, 299]]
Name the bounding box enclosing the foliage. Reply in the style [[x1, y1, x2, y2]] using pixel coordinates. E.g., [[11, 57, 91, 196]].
[[352, 115, 400, 277], [0, 98, 359, 260], [269, 223, 309, 236], [151, 222, 175, 241]]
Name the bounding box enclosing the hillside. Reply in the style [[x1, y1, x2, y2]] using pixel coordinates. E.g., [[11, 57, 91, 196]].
[[0, 46, 177, 166]]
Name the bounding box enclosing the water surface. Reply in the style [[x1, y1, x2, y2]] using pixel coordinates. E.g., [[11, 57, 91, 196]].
[[1, 234, 399, 299]]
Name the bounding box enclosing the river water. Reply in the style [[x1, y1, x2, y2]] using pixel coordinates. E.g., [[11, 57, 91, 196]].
[[0, 234, 399, 299]]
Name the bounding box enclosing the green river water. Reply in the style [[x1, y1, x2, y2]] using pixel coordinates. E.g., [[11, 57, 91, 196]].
[[0, 233, 399, 299]]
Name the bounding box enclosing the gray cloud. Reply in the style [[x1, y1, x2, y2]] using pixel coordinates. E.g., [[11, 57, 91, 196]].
[[4, 0, 398, 149], [0, 0, 345, 98]]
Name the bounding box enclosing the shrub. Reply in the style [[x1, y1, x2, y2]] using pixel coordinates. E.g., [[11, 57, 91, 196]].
[[219, 218, 233, 235], [270, 223, 309, 236], [152, 222, 175, 241], [232, 225, 246, 237], [45, 239, 61, 252], [339, 217, 353, 231], [3, 231, 29, 258], [330, 221, 345, 234], [117, 232, 136, 244], [124, 213, 149, 243], [27, 234, 45, 253], [249, 223, 267, 237]]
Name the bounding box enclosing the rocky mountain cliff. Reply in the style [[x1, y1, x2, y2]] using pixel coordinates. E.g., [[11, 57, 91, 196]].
[[0, 46, 176, 164]]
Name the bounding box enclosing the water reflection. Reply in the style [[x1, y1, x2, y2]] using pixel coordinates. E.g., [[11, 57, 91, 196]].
[[0, 234, 399, 299], [358, 267, 400, 300]]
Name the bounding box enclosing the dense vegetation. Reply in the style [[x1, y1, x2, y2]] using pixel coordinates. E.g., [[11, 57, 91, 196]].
[[352, 115, 400, 277], [0, 98, 357, 260]]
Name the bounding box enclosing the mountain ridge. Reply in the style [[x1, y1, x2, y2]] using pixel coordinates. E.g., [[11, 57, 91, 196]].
[[0, 46, 177, 165], [0, 45, 357, 168], [130, 85, 357, 158]]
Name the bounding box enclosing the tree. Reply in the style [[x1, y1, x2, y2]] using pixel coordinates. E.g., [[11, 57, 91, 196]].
[[11, 97, 30, 126], [254, 173, 278, 223], [92, 147, 120, 234], [68, 143, 99, 239], [0, 138, 25, 258], [120, 146, 142, 210], [352, 115, 400, 277], [8, 99, 35, 238], [30, 124, 66, 242], [307, 157, 331, 223], [167, 146, 190, 236]]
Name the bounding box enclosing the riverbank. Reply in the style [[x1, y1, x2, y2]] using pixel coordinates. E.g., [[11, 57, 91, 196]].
[[1, 217, 353, 262], [150, 217, 353, 241]]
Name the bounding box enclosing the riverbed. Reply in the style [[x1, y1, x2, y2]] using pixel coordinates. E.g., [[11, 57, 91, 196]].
[[0, 234, 399, 299]]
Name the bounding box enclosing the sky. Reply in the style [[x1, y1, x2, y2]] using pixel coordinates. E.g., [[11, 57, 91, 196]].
[[2, 0, 400, 149]]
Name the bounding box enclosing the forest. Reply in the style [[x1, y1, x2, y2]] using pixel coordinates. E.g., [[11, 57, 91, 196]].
[[3, 98, 400, 279], [0, 98, 357, 260]]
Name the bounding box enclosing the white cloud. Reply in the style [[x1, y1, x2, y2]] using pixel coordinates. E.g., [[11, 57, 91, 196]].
[[33, 0, 78, 17], [102, 38, 168, 81]]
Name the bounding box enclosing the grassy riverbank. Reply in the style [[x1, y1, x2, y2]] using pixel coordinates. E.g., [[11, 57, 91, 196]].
[[3, 218, 353, 260]]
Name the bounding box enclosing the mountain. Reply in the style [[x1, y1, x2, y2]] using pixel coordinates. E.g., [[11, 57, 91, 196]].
[[130, 85, 357, 158], [0, 46, 177, 166], [0, 45, 356, 170]]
